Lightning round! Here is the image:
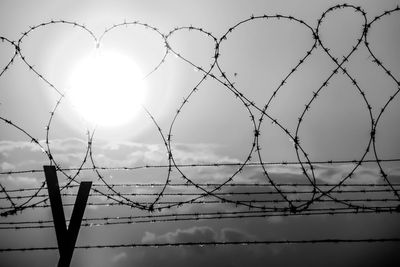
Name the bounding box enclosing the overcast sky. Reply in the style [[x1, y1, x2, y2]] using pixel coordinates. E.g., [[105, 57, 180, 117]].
[[1, 0, 400, 266]]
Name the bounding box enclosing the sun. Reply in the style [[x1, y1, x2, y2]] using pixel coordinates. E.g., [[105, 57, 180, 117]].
[[68, 49, 146, 127]]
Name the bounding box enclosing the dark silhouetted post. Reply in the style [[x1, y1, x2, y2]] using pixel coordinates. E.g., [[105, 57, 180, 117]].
[[44, 165, 92, 267]]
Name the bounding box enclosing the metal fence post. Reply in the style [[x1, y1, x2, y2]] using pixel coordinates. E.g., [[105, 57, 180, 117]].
[[44, 166, 92, 267]]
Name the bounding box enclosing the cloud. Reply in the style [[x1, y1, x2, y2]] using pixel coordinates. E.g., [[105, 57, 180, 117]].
[[247, 163, 384, 185], [122, 213, 400, 267], [0, 162, 15, 171], [142, 226, 217, 244], [0, 175, 40, 187], [312, 164, 383, 184], [267, 216, 284, 224], [111, 252, 127, 263], [92, 141, 240, 168], [127, 226, 278, 267], [171, 143, 239, 164], [0, 140, 49, 170], [0, 140, 40, 153], [85, 141, 168, 167], [45, 138, 87, 153], [75, 140, 243, 184], [142, 226, 254, 245], [220, 228, 254, 242], [142, 232, 157, 243]]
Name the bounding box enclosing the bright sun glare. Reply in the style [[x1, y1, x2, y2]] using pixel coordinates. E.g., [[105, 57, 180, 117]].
[[68, 49, 146, 127]]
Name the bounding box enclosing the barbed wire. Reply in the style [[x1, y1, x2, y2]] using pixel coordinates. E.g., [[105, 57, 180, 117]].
[[1, 3, 400, 252], [3, 188, 399, 200], [1, 158, 400, 176], [1, 238, 399, 252], [1, 207, 399, 231], [2, 196, 399, 208], [2, 182, 400, 194]]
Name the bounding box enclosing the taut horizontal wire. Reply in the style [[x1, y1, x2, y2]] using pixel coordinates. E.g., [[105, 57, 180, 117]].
[[1, 238, 399, 252], [1, 158, 400, 176], [1, 208, 399, 230]]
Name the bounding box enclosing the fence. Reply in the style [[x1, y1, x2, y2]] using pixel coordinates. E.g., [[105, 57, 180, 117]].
[[0, 3, 399, 263]]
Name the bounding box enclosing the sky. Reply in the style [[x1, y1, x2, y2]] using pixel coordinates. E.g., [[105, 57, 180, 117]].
[[0, 0, 400, 266]]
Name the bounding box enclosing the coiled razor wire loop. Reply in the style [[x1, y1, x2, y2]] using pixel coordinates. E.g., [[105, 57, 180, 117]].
[[1, 4, 400, 249]]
